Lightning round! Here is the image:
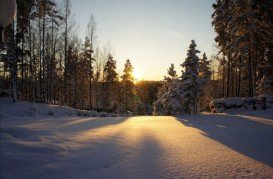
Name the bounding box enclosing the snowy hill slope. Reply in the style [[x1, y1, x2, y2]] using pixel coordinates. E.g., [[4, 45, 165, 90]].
[[0, 98, 78, 119], [0, 98, 115, 120]]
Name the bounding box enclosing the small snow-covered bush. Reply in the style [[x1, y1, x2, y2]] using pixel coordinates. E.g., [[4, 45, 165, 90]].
[[90, 110, 98, 117], [108, 113, 117, 117], [97, 112, 108, 117], [223, 97, 245, 108], [209, 99, 224, 113], [210, 95, 273, 113], [244, 97, 255, 105], [76, 110, 85, 116]]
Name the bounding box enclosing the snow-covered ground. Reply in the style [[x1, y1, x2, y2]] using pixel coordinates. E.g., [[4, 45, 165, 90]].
[[1, 99, 273, 178], [0, 98, 116, 119]]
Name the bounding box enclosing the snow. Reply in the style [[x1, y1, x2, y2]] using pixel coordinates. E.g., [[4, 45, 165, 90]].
[[210, 96, 273, 113], [0, 98, 77, 119], [0, 98, 118, 119], [1, 99, 273, 178], [223, 97, 245, 108]]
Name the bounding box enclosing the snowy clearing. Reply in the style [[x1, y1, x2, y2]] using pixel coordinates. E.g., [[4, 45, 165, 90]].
[[1, 110, 273, 178]]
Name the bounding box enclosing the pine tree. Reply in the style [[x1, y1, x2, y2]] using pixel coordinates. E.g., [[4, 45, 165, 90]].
[[166, 63, 177, 81], [104, 54, 118, 83], [199, 53, 211, 85], [62, 0, 73, 105], [103, 54, 118, 112], [121, 59, 136, 113], [199, 53, 212, 110], [181, 40, 202, 114], [212, 0, 273, 97], [81, 37, 95, 109]]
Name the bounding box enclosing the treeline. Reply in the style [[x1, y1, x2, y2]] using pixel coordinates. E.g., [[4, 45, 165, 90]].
[[211, 0, 273, 98], [1, 0, 273, 115], [0, 0, 160, 114]]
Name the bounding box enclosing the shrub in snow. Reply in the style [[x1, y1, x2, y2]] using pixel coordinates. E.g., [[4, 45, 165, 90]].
[[76, 110, 91, 117], [244, 97, 255, 105], [97, 111, 108, 117], [223, 97, 245, 108], [108, 113, 117, 117], [76, 110, 82, 116], [91, 110, 98, 117], [209, 99, 224, 113]]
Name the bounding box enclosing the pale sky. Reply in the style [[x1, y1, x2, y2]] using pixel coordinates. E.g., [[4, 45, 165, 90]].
[[65, 0, 216, 80]]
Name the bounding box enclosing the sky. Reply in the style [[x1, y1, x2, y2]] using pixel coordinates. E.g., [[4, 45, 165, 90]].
[[64, 0, 216, 81]]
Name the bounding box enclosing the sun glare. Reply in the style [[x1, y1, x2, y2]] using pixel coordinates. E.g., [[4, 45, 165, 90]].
[[133, 69, 143, 81]]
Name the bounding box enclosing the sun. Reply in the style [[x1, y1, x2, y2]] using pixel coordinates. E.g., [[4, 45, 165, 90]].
[[133, 69, 143, 81]]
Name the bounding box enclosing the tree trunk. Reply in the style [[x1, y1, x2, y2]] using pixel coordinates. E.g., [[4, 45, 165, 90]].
[[226, 55, 231, 98], [11, 22, 17, 102], [237, 56, 242, 97]]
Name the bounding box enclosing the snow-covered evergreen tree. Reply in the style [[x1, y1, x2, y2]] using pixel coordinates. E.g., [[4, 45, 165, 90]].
[[103, 54, 118, 83], [161, 79, 184, 115], [166, 63, 177, 81], [121, 59, 136, 113], [153, 64, 183, 115], [103, 54, 118, 112], [181, 40, 202, 114], [199, 53, 211, 86], [199, 53, 212, 110]]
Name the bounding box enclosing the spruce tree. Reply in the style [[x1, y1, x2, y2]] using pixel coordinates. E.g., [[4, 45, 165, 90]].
[[199, 53, 211, 85], [161, 79, 183, 115], [81, 37, 95, 109], [121, 59, 136, 113], [104, 54, 118, 83], [181, 40, 202, 114], [199, 53, 212, 110], [103, 54, 118, 112], [153, 64, 183, 115]]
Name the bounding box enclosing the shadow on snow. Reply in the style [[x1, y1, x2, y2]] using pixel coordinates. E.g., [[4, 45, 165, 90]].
[[176, 113, 273, 167]]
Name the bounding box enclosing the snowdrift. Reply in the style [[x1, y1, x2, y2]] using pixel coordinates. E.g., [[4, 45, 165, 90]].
[[210, 95, 273, 113], [0, 98, 117, 119]]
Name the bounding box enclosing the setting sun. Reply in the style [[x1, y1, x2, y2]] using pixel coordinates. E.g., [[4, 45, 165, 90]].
[[133, 69, 143, 81], [1, 0, 273, 178]]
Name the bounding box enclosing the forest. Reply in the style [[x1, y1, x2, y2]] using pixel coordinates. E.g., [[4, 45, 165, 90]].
[[0, 0, 273, 115], [1, 1, 273, 178]]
